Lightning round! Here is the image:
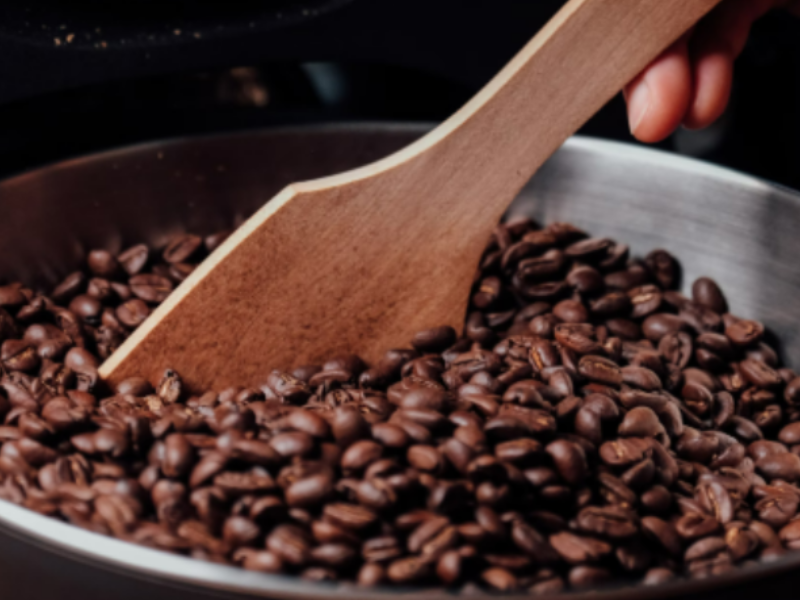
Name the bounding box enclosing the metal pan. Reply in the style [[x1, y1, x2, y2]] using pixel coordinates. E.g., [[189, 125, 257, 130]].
[[0, 123, 798, 600]]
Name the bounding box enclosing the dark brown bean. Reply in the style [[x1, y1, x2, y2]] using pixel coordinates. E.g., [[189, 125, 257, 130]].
[[163, 234, 202, 264], [162, 434, 194, 478], [546, 440, 588, 485], [87, 249, 120, 278], [411, 326, 456, 352], [692, 277, 728, 314], [641, 516, 682, 556], [642, 314, 687, 342], [550, 531, 612, 564], [266, 525, 311, 566], [757, 452, 800, 482], [129, 274, 173, 303], [576, 505, 637, 539], [629, 285, 662, 318], [726, 318, 765, 346], [116, 299, 151, 328], [117, 244, 150, 275], [285, 473, 334, 508], [739, 357, 782, 388], [578, 355, 622, 387], [269, 432, 314, 458], [387, 557, 430, 584]]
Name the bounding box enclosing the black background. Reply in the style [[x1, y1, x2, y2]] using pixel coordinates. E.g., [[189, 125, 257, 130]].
[[0, 0, 797, 188]]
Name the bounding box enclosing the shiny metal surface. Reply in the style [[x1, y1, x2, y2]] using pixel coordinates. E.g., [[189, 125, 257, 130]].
[[0, 124, 798, 599]]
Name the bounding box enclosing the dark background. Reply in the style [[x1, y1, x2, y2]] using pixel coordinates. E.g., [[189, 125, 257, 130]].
[[0, 0, 797, 187]]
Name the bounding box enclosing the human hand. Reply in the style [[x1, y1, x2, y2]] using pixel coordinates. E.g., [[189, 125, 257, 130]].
[[625, 0, 800, 142]]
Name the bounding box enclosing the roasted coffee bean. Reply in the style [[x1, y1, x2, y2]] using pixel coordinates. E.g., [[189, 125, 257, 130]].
[[676, 512, 721, 540], [116, 299, 150, 328], [564, 237, 611, 261], [163, 234, 203, 264], [324, 503, 378, 530], [86, 249, 119, 278], [599, 438, 648, 467], [552, 299, 588, 324], [545, 440, 588, 485], [1, 340, 39, 372], [692, 277, 728, 314], [616, 541, 652, 572], [642, 314, 687, 342], [725, 318, 765, 347], [482, 567, 519, 591], [269, 432, 314, 458], [568, 566, 612, 589], [786, 377, 800, 405], [554, 323, 600, 354], [621, 366, 662, 391], [52, 271, 86, 303], [0, 284, 26, 309], [496, 438, 542, 464], [285, 473, 334, 508], [550, 531, 612, 564], [604, 263, 648, 291], [642, 567, 677, 585], [756, 452, 800, 482], [644, 249, 679, 289], [659, 332, 693, 370], [407, 445, 444, 472], [223, 516, 261, 547], [69, 294, 102, 325], [739, 358, 782, 388], [411, 326, 456, 353], [159, 433, 195, 478], [576, 505, 637, 539], [266, 525, 311, 566], [621, 460, 655, 492], [641, 516, 682, 556], [578, 355, 622, 387], [618, 406, 663, 438], [129, 274, 173, 304], [566, 265, 603, 294], [117, 244, 150, 276], [214, 471, 275, 495], [629, 285, 662, 319], [696, 481, 734, 524], [341, 440, 383, 472], [641, 485, 672, 515], [511, 519, 558, 562], [387, 557, 430, 584], [725, 525, 759, 561], [472, 276, 502, 309]]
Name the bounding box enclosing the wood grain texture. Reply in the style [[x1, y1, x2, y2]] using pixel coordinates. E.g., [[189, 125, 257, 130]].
[[101, 0, 721, 391]]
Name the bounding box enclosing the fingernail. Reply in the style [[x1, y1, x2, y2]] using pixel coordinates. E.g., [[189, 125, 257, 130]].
[[627, 81, 651, 136]]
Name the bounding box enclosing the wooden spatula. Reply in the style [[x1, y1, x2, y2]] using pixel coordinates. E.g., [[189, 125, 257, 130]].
[[101, 0, 721, 391]]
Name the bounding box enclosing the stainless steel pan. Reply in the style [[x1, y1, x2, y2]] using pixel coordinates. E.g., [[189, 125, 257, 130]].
[[0, 124, 798, 599]]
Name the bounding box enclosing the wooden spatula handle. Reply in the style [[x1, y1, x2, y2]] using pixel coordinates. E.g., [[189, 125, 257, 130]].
[[312, 0, 720, 202]]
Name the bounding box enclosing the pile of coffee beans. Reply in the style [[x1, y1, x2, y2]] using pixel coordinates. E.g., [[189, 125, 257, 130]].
[[0, 218, 799, 595]]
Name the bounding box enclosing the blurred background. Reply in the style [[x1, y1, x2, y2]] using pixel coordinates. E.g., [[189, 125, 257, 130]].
[[0, 0, 798, 187]]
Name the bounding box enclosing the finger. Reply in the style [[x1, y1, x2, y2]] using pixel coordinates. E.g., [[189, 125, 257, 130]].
[[624, 34, 693, 143], [683, 0, 775, 128], [683, 48, 733, 129]]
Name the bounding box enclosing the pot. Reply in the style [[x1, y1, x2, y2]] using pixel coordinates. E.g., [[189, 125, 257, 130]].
[[0, 123, 798, 600]]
